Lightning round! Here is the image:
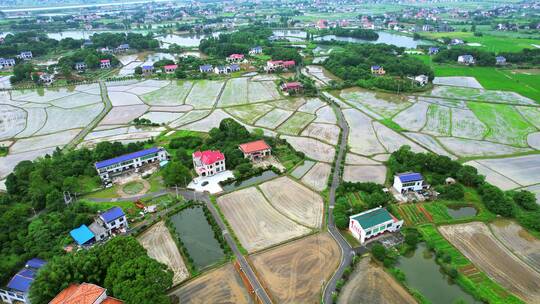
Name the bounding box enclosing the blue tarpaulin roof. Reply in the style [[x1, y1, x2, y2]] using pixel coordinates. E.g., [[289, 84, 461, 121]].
[[398, 172, 424, 183], [70, 225, 95, 245], [95, 147, 160, 169], [101, 207, 125, 223]]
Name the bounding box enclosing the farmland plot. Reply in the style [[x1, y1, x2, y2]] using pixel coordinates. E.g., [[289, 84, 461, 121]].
[[259, 176, 324, 228], [373, 122, 426, 153], [343, 165, 386, 183], [422, 104, 451, 136], [529, 132, 540, 150], [247, 81, 281, 102], [169, 110, 211, 128], [219, 78, 249, 106], [281, 135, 335, 163], [439, 223, 540, 303], [50, 92, 102, 108], [469, 102, 536, 146], [36, 104, 103, 135], [301, 123, 340, 145], [432, 76, 483, 89], [343, 109, 385, 156], [84, 127, 129, 140], [474, 155, 540, 187], [404, 132, 456, 159], [418, 96, 467, 109], [217, 187, 310, 252], [141, 81, 193, 106], [345, 153, 380, 165], [137, 221, 189, 285], [185, 80, 224, 109], [149, 105, 193, 112], [490, 219, 540, 273], [15, 107, 47, 138], [340, 88, 412, 118], [272, 98, 306, 111], [11, 88, 77, 103], [170, 263, 252, 304], [108, 91, 144, 106], [338, 259, 416, 304], [464, 161, 520, 190], [81, 131, 161, 147], [300, 162, 331, 192], [250, 233, 340, 304], [0, 105, 26, 140], [0, 147, 56, 179], [428, 86, 536, 105], [277, 112, 315, 135], [314, 106, 337, 124], [451, 107, 487, 139], [182, 110, 236, 132], [140, 112, 183, 124], [225, 104, 274, 124], [298, 98, 326, 113], [392, 101, 429, 132], [255, 108, 293, 129], [438, 137, 531, 157], [10, 129, 81, 154], [517, 106, 540, 129], [99, 104, 149, 125]]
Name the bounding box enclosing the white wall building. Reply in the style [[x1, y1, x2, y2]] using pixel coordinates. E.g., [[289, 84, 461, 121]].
[[349, 207, 403, 244], [192, 150, 226, 177], [393, 172, 426, 193], [95, 147, 169, 182]]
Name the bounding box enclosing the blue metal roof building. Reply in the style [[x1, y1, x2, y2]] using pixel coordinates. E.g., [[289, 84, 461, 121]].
[[95, 147, 160, 169], [100, 207, 125, 224], [5, 258, 46, 293], [70, 225, 95, 246], [397, 172, 424, 183]]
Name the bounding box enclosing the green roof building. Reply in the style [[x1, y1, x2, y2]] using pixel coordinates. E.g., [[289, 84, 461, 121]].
[[349, 207, 403, 244]]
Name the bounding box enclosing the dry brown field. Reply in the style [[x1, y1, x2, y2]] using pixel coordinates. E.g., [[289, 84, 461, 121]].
[[439, 222, 540, 303], [338, 258, 416, 304], [258, 176, 323, 228], [250, 233, 340, 304], [217, 187, 310, 252], [490, 219, 540, 272], [169, 263, 252, 304], [137, 221, 189, 285]]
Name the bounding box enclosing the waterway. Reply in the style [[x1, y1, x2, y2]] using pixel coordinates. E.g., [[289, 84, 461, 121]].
[[169, 205, 225, 270], [397, 243, 481, 304]]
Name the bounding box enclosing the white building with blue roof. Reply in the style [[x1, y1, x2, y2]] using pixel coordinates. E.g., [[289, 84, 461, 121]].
[[393, 172, 426, 193], [94, 147, 169, 182], [69, 207, 128, 246], [0, 258, 46, 304]]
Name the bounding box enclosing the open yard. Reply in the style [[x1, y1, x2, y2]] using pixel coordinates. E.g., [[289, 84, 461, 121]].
[[439, 222, 540, 303], [258, 176, 324, 228], [338, 258, 416, 304], [216, 187, 310, 253], [250, 233, 340, 304], [137, 221, 189, 285], [169, 263, 252, 304]]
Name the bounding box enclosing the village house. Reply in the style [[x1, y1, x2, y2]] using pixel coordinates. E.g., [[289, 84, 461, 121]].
[[414, 74, 429, 86], [74, 62, 86, 72], [457, 54, 475, 65], [371, 65, 386, 75], [226, 53, 245, 63], [393, 172, 427, 193], [100, 59, 111, 69], [70, 207, 128, 246], [316, 19, 328, 29], [99, 47, 112, 54], [116, 43, 129, 53], [163, 64, 178, 73], [265, 60, 296, 72], [18, 51, 32, 60], [214, 65, 229, 74], [38, 72, 55, 85], [349, 207, 403, 244], [428, 47, 439, 55], [496, 56, 506, 65], [229, 63, 240, 72], [192, 150, 226, 177], [94, 147, 169, 182], [142, 65, 154, 76], [0, 258, 46, 304], [280, 81, 303, 93], [450, 38, 464, 45], [49, 283, 123, 304], [239, 140, 271, 161], [199, 64, 213, 73], [249, 46, 263, 55], [0, 58, 16, 69]]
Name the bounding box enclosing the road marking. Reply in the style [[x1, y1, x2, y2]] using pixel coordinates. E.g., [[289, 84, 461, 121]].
[[329, 205, 334, 209]]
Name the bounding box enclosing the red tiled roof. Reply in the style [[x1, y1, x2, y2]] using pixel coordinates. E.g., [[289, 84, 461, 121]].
[[228, 53, 244, 59], [164, 64, 178, 69], [193, 150, 225, 165], [283, 60, 295, 66], [100, 59, 110, 63], [49, 283, 118, 304], [239, 140, 270, 153], [282, 82, 303, 89]]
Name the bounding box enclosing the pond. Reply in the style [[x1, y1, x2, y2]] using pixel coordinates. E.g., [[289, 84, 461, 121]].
[[156, 32, 222, 48], [169, 205, 225, 270], [291, 160, 316, 179], [447, 206, 478, 219], [397, 243, 481, 304], [222, 170, 278, 192], [315, 31, 431, 49], [46, 30, 150, 40], [272, 29, 308, 38]]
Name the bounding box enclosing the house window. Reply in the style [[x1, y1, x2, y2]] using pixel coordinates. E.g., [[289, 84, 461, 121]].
[[366, 230, 371, 235], [387, 223, 392, 228]]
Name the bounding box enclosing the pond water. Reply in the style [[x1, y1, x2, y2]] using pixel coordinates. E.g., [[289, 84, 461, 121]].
[[222, 170, 278, 192], [291, 160, 316, 179], [46, 30, 149, 40], [397, 243, 481, 304], [141, 52, 176, 66], [272, 29, 308, 38], [315, 31, 431, 48], [447, 206, 478, 219], [156, 32, 221, 48], [169, 205, 225, 270]]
